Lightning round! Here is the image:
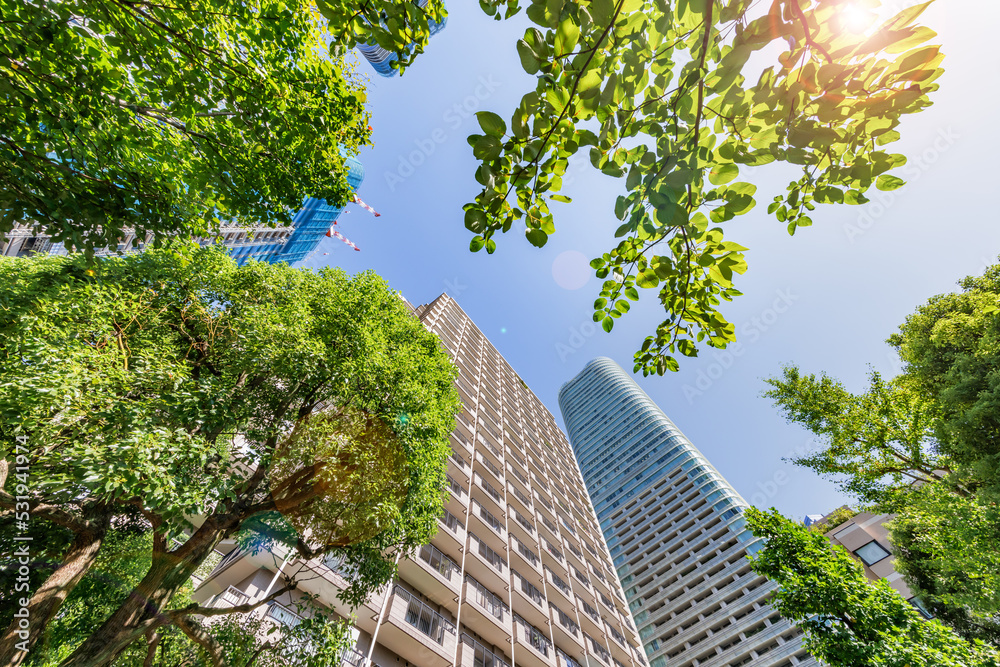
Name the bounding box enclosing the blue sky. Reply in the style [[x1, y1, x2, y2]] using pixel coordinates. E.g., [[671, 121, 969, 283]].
[[304, 0, 1000, 520]]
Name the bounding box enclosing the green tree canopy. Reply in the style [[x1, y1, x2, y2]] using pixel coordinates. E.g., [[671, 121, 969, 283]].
[[888, 262, 1000, 497], [746, 507, 1000, 667], [2, 1, 370, 254], [762, 260, 1000, 644], [462, 0, 943, 374], [0, 246, 459, 666]]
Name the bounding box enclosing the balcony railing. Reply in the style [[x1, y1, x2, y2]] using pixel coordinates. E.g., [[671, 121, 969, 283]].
[[515, 613, 551, 657], [512, 535, 540, 566], [447, 474, 467, 498], [417, 543, 458, 582], [395, 585, 456, 645], [476, 451, 503, 478], [541, 515, 560, 536], [608, 625, 627, 647], [467, 575, 509, 622], [584, 633, 611, 664], [461, 633, 511, 667], [513, 509, 535, 535], [450, 449, 469, 469], [475, 472, 504, 505], [339, 647, 367, 667], [557, 648, 582, 667], [513, 569, 544, 606], [572, 567, 591, 588], [510, 484, 533, 509], [545, 566, 572, 597], [266, 601, 302, 627], [544, 539, 564, 562], [471, 499, 504, 536], [216, 585, 249, 608], [441, 508, 465, 534], [550, 602, 580, 637], [579, 598, 601, 623], [470, 532, 507, 573]]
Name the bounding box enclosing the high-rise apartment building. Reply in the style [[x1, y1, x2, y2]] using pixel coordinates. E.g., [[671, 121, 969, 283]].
[[1, 156, 364, 265], [193, 296, 647, 667], [558, 358, 817, 667]]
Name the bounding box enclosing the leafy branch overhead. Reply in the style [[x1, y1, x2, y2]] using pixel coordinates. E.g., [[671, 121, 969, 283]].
[[465, 0, 943, 375], [1, 1, 371, 254]]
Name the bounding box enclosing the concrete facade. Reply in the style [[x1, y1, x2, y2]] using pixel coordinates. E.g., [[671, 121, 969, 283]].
[[192, 296, 647, 667], [558, 358, 817, 667]]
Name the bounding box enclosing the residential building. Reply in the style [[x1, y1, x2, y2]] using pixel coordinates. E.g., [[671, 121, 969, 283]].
[[817, 508, 930, 617], [558, 358, 817, 667], [356, 0, 447, 77], [193, 296, 648, 667], [1, 155, 364, 265]]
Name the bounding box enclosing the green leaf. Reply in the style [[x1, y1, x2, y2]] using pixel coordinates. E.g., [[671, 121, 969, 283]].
[[525, 228, 548, 247], [876, 174, 906, 191], [470, 236, 486, 252], [476, 111, 506, 137], [554, 17, 581, 54], [602, 316, 614, 333], [708, 163, 739, 185]]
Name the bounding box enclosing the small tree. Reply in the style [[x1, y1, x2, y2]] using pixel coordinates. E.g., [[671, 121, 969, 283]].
[[0, 246, 459, 666], [745, 508, 1000, 667]]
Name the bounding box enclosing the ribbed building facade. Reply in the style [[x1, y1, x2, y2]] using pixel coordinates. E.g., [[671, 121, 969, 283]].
[[558, 358, 817, 667], [193, 297, 648, 667]]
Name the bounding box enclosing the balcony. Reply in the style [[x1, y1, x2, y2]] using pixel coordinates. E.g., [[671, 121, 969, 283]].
[[399, 543, 460, 612], [509, 506, 536, 544], [511, 568, 548, 628], [468, 531, 508, 595], [434, 508, 465, 563], [508, 482, 533, 514], [462, 575, 512, 648], [380, 585, 457, 667], [556, 648, 584, 667], [583, 633, 612, 667], [549, 602, 585, 656], [513, 613, 554, 667], [576, 597, 604, 636], [605, 622, 633, 665], [457, 633, 511, 667], [544, 566, 573, 604], [339, 647, 368, 667], [445, 474, 469, 517], [511, 535, 542, 575], [470, 499, 506, 554], [474, 471, 505, 515]]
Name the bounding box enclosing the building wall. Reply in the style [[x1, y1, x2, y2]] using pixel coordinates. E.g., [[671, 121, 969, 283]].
[[558, 358, 817, 667], [822, 511, 919, 605], [193, 295, 647, 667]]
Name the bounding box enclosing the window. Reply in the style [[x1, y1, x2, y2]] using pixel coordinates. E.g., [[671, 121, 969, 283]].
[[854, 540, 891, 566], [909, 596, 934, 619]]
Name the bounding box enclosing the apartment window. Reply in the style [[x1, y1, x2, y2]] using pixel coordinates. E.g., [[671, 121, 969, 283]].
[[854, 540, 891, 566], [909, 595, 934, 619], [461, 633, 511, 667]]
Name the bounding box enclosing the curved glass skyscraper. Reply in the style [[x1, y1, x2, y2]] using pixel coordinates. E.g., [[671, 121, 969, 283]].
[[559, 358, 816, 667]]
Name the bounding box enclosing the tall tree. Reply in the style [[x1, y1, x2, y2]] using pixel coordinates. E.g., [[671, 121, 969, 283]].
[[0, 246, 459, 666], [2, 1, 371, 254], [745, 507, 1000, 667], [462, 0, 944, 374]]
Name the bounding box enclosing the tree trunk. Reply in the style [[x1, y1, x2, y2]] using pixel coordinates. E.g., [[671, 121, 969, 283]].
[[59, 515, 238, 667], [0, 512, 110, 667]]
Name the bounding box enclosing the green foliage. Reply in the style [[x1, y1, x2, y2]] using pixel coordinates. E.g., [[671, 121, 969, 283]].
[[764, 367, 949, 506], [466, 0, 943, 375], [888, 261, 1000, 498], [746, 508, 1000, 667], [809, 505, 856, 534], [317, 0, 447, 76], [888, 484, 1000, 639], [1, 1, 370, 254], [0, 246, 459, 660], [763, 259, 1000, 645]]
